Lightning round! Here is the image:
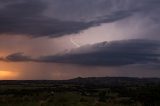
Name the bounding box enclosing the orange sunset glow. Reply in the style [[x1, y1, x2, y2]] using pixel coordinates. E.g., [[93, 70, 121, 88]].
[[0, 71, 18, 80]]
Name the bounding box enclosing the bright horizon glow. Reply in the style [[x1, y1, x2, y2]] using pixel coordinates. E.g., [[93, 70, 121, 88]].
[[0, 70, 19, 80]]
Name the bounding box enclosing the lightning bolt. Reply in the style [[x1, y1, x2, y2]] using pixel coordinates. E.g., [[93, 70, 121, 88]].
[[70, 38, 80, 47]]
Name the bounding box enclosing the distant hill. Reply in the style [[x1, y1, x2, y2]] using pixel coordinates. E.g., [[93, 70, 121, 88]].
[[1, 77, 160, 86]]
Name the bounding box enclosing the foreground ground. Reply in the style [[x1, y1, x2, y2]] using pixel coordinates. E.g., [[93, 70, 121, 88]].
[[0, 77, 160, 106]]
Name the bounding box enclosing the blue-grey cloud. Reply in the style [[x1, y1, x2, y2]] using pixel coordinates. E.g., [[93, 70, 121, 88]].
[[2, 39, 160, 67]]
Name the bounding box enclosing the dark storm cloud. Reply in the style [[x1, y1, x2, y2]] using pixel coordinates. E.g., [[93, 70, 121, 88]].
[[1, 0, 160, 38], [0, 0, 129, 37], [2, 39, 160, 66], [45, 0, 160, 21], [37, 39, 160, 66]]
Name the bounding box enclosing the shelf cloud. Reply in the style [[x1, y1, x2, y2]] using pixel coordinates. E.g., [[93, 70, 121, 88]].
[[2, 39, 160, 67]]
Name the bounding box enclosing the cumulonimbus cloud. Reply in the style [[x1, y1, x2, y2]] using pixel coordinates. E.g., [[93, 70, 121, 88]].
[[1, 39, 160, 67]]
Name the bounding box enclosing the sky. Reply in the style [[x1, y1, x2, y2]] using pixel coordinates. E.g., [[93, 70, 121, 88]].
[[0, 0, 160, 80]]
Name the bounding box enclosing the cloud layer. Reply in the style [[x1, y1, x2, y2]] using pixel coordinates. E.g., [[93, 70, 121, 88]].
[[0, 0, 160, 38], [2, 39, 160, 67], [0, 0, 132, 37]]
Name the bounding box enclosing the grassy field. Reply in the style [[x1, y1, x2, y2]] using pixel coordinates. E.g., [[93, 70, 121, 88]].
[[0, 77, 160, 106]]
